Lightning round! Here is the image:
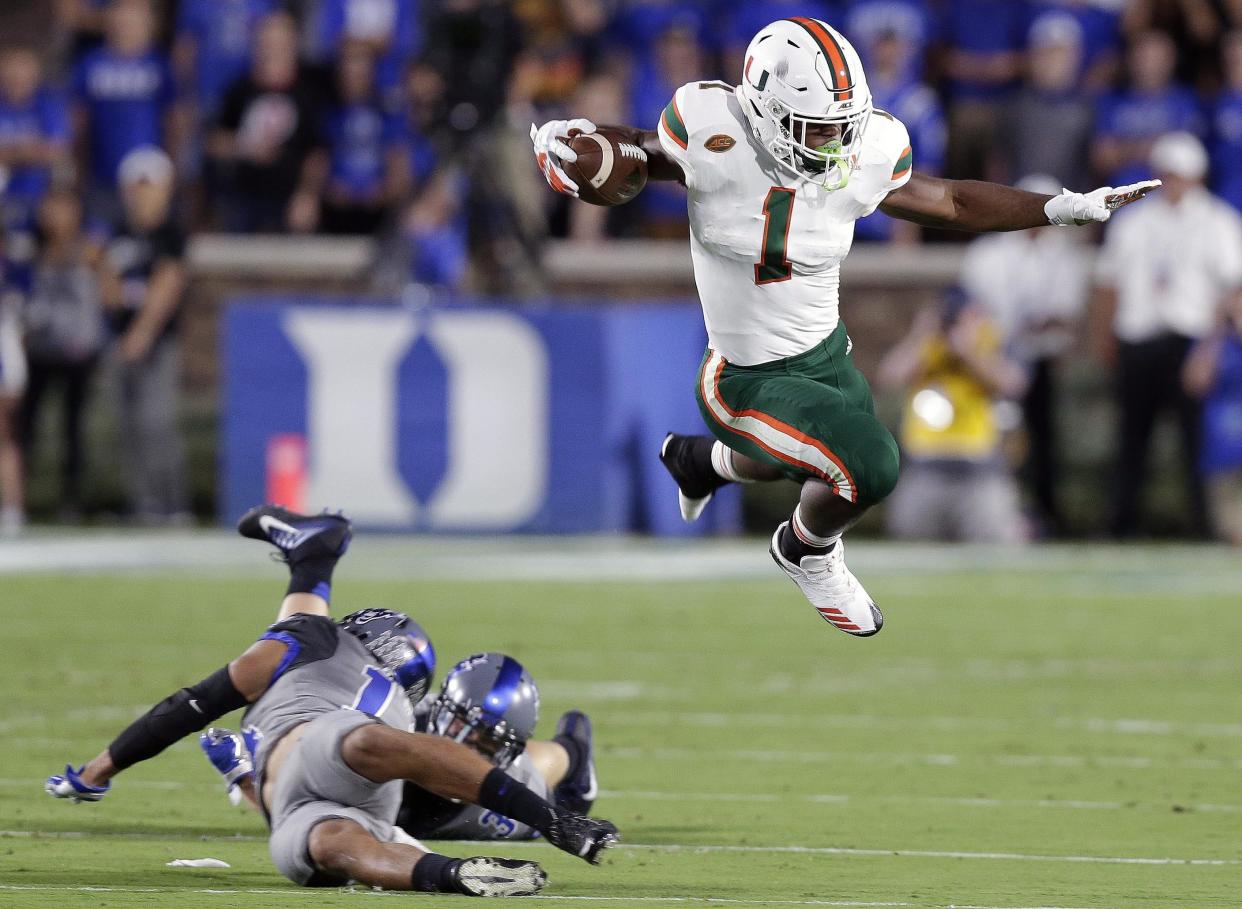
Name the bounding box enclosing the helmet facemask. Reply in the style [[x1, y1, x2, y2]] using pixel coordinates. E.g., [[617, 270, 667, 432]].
[[429, 698, 526, 769], [765, 97, 870, 190]]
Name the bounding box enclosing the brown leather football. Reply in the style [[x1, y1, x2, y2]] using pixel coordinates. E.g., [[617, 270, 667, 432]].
[[563, 128, 649, 207]]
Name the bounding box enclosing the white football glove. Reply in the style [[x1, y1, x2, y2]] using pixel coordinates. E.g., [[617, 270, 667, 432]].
[[530, 118, 597, 199], [1044, 180, 1162, 226]]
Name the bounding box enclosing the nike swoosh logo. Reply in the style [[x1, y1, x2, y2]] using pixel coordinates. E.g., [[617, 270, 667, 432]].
[[188, 699, 203, 714], [258, 514, 324, 550], [259, 515, 300, 536]]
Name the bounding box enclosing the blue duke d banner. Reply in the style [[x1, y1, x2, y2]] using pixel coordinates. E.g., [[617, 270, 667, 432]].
[[222, 297, 741, 535]]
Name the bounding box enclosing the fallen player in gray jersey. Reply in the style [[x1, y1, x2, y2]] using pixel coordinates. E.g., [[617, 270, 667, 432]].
[[45, 505, 618, 896], [204, 650, 599, 843]]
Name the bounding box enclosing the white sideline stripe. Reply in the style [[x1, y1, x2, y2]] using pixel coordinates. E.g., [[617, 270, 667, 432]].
[[605, 745, 1242, 771], [18, 777, 1242, 812], [595, 790, 1242, 814], [4, 532, 1242, 587], [0, 888, 1107, 909], [616, 844, 1242, 867], [0, 829, 267, 841], [604, 710, 1242, 738], [19, 777, 1242, 812], [9, 704, 1242, 741], [4, 832, 1238, 867]]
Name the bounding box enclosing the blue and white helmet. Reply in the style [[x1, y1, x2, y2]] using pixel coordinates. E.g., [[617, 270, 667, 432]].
[[339, 609, 436, 707], [429, 653, 539, 769]]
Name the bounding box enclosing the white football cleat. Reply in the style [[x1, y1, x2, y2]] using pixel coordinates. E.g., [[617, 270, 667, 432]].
[[454, 857, 548, 896], [769, 523, 883, 636]]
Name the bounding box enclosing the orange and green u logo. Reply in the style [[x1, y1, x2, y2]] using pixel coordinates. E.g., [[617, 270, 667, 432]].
[[786, 17, 853, 100]]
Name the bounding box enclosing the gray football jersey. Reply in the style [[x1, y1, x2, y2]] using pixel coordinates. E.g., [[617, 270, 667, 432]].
[[242, 614, 414, 782]]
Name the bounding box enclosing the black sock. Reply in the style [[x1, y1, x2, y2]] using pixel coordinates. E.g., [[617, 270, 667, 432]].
[[553, 733, 586, 783], [686, 436, 717, 476], [666, 435, 730, 497], [410, 852, 462, 892], [286, 557, 337, 602], [777, 522, 834, 564], [479, 766, 556, 833]]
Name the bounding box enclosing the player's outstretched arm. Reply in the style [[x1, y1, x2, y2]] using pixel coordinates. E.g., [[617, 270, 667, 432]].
[[530, 119, 683, 199], [879, 171, 1160, 232], [45, 638, 289, 801]]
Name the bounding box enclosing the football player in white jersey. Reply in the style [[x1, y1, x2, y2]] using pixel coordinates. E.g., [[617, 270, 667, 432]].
[[531, 17, 1157, 637]]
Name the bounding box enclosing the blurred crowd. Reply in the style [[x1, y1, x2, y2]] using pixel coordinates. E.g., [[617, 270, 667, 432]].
[[0, 2, 1237, 276], [0, 0, 1240, 542]]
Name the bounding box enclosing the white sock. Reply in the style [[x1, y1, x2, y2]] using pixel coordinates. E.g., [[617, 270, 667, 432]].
[[792, 504, 840, 550], [710, 441, 752, 483]]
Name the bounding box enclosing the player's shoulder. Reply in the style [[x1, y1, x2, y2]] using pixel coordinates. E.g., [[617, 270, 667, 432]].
[[845, 109, 912, 212], [663, 81, 743, 147], [262, 613, 342, 662], [861, 109, 912, 172]]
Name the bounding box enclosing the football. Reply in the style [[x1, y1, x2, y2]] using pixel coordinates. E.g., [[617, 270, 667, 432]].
[[563, 127, 649, 206]]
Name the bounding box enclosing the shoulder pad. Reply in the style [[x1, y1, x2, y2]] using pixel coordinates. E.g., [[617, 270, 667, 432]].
[[259, 613, 341, 681]]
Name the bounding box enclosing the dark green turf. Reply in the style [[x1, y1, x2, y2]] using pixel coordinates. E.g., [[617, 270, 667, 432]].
[[2, 548, 1241, 908]]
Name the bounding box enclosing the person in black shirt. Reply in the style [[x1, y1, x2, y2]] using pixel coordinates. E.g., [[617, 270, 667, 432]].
[[208, 10, 328, 233], [100, 145, 189, 523]]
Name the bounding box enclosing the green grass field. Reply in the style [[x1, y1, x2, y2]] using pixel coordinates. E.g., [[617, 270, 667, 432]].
[[2, 537, 1240, 908]]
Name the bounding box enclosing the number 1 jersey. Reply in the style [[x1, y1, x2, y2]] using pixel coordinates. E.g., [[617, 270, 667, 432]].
[[658, 81, 913, 366]]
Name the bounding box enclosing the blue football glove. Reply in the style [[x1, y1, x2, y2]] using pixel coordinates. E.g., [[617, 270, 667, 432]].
[[45, 765, 110, 803], [242, 724, 263, 760], [199, 728, 254, 787]]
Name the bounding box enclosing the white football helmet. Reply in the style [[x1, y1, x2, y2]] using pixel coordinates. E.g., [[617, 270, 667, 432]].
[[736, 18, 872, 190]]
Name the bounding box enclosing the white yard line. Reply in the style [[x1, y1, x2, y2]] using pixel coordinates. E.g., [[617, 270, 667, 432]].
[[2, 532, 1241, 588], [2, 833, 1237, 867], [603, 746, 1242, 771], [0, 887, 1130, 908], [10, 779, 1240, 813], [604, 710, 1242, 739]]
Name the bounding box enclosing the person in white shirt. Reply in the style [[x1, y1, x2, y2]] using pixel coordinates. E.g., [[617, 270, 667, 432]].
[[960, 174, 1092, 535], [1094, 131, 1242, 538]]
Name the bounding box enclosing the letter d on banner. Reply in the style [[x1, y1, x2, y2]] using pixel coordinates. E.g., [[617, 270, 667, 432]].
[[284, 309, 419, 525], [425, 311, 549, 529], [281, 307, 549, 530]]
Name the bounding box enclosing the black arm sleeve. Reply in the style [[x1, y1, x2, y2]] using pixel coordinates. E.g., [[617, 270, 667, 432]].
[[107, 666, 248, 770], [478, 767, 556, 834]]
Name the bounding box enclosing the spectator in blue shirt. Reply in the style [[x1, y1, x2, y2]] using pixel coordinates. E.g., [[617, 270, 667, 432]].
[[843, 0, 934, 82], [314, 0, 422, 109], [1027, 0, 1123, 93], [1212, 31, 1242, 214], [71, 0, 178, 220], [395, 62, 467, 288], [320, 40, 407, 235], [1092, 30, 1203, 187], [854, 25, 945, 243], [941, 0, 1029, 181], [1183, 289, 1242, 545], [173, 0, 279, 122], [0, 47, 71, 226]]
